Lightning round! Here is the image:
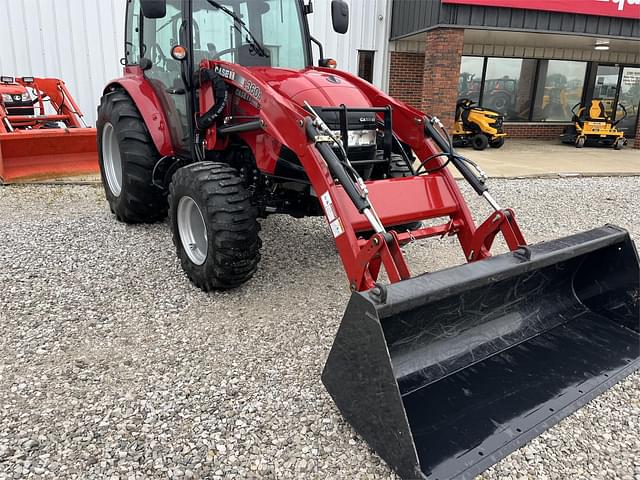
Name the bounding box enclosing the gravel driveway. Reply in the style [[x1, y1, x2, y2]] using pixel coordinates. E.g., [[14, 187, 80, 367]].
[[1, 178, 638, 479]]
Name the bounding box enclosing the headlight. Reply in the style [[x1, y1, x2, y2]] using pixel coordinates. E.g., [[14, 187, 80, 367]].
[[20, 92, 31, 101], [1, 93, 13, 103], [333, 129, 377, 147]]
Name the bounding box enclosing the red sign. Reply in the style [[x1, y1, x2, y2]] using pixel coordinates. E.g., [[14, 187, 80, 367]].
[[441, 0, 640, 20]]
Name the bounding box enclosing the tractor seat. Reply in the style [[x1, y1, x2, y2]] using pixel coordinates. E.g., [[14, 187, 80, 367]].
[[588, 100, 608, 120], [575, 100, 609, 128]]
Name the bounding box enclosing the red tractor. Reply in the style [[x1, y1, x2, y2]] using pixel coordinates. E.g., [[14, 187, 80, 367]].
[[98, 1, 639, 479]]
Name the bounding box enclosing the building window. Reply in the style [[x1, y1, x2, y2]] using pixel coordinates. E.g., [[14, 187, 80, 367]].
[[458, 56, 484, 104], [483, 58, 537, 121], [457, 56, 589, 123], [532, 60, 587, 122], [358, 51, 375, 83]]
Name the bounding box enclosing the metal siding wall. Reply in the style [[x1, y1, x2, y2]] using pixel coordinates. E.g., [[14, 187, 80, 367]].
[[307, 0, 390, 88], [1, 0, 389, 125]]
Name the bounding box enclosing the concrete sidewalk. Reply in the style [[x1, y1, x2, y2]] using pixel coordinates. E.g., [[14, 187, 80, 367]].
[[455, 139, 640, 178]]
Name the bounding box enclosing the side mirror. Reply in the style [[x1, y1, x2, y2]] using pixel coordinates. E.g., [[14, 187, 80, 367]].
[[331, 0, 349, 34], [141, 0, 166, 19]]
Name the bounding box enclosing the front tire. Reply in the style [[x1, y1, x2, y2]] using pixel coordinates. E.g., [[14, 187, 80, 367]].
[[613, 138, 624, 150], [97, 89, 167, 223], [471, 134, 489, 150], [169, 162, 262, 291]]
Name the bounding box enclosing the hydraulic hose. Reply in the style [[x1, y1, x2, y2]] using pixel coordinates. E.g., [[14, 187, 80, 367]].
[[305, 119, 370, 213], [424, 120, 488, 195]]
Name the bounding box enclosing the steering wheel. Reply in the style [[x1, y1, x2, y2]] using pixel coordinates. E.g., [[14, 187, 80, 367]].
[[209, 48, 236, 61]]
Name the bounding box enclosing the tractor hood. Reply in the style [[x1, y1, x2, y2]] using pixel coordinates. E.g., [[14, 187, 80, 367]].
[[252, 68, 372, 109]]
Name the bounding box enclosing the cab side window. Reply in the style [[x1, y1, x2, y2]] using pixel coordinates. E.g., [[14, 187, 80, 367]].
[[125, 0, 142, 65], [142, 3, 182, 75]]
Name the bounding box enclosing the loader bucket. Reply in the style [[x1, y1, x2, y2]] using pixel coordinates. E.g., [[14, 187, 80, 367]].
[[322, 225, 639, 480], [0, 129, 98, 183]]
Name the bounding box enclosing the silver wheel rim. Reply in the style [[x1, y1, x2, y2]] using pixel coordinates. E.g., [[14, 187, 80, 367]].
[[102, 123, 123, 197], [177, 196, 208, 265]]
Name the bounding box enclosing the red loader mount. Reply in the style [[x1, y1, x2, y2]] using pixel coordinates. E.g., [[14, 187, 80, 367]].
[[0, 76, 98, 183], [99, 1, 639, 479]]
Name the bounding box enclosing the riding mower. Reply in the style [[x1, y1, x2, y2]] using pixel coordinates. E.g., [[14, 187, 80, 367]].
[[0, 76, 98, 183], [452, 98, 507, 150], [98, 1, 639, 479], [560, 99, 627, 149]]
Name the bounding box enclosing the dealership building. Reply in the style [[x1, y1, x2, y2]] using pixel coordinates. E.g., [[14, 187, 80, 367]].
[[386, 0, 640, 148]]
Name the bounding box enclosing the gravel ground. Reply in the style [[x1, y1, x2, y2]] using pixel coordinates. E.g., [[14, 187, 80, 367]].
[[0, 177, 638, 480]]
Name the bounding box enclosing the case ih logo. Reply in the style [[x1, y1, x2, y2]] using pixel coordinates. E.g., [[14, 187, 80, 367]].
[[441, 0, 640, 19]]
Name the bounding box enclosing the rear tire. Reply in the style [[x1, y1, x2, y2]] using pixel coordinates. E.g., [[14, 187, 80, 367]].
[[471, 134, 489, 150], [576, 136, 586, 148], [97, 89, 167, 223], [169, 162, 262, 291], [613, 138, 624, 150], [489, 137, 505, 148]]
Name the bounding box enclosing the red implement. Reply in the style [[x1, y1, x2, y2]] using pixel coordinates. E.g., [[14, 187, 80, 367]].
[[0, 76, 98, 183]]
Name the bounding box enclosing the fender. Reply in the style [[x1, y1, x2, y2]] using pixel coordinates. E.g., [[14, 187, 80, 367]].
[[103, 67, 174, 157]]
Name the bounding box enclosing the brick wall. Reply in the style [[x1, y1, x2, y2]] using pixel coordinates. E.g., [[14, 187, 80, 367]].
[[504, 123, 568, 140], [421, 28, 465, 131], [388, 51, 425, 109]]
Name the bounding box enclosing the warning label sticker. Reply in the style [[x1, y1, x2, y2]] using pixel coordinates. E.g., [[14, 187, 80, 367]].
[[329, 218, 344, 238], [321, 191, 337, 222]]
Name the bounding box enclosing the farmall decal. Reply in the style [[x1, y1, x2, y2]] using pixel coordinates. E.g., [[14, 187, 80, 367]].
[[441, 0, 640, 19]]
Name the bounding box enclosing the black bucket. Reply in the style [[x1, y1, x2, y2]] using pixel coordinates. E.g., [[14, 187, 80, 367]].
[[322, 225, 639, 480]]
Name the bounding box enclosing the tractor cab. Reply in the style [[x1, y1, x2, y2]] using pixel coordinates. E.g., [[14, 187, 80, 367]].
[[130, 0, 349, 158]]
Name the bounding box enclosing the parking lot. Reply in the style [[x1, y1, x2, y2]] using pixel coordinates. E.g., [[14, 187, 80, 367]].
[[1, 177, 639, 479]]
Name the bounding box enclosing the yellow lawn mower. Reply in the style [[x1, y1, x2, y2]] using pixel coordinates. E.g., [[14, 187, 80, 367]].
[[561, 100, 627, 150], [452, 98, 507, 150]]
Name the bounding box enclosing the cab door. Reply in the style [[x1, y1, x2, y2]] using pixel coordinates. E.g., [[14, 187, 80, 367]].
[[141, 1, 191, 157]]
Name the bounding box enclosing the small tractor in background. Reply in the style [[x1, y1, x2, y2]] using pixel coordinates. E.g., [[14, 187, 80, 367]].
[[0, 76, 98, 183], [561, 99, 628, 149], [452, 98, 506, 150], [97, 1, 639, 479]]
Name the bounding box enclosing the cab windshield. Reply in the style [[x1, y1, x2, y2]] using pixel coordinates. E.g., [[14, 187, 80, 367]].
[[192, 0, 308, 69]]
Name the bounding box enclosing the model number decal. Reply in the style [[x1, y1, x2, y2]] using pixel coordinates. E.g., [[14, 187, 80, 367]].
[[214, 65, 262, 102], [243, 80, 262, 101], [234, 88, 261, 109]]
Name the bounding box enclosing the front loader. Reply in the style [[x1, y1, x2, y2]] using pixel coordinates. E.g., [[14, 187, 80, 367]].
[[0, 76, 98, 183], [98, 1, 640, 479]]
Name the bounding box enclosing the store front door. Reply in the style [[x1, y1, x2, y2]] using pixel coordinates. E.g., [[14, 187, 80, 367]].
[[591, 65, 640, 138], [619, 67, 640, 138]]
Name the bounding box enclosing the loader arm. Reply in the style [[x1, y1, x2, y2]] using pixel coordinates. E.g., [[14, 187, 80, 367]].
[[198, 61, 526, 291]]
